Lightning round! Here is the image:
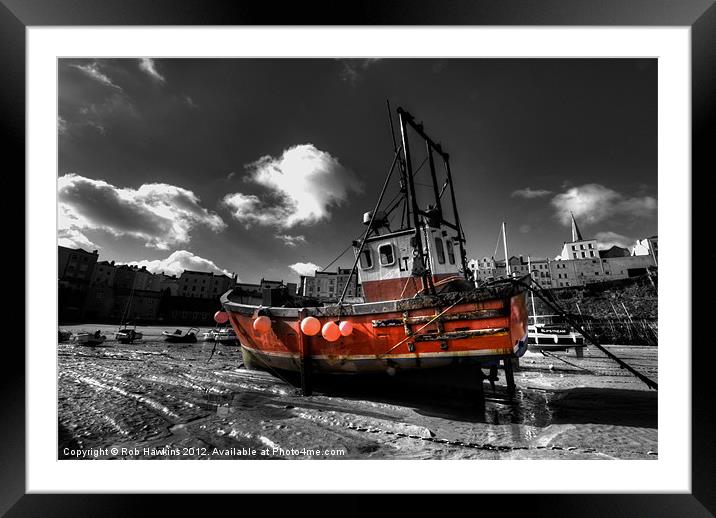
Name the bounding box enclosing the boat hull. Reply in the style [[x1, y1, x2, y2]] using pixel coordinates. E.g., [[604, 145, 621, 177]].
[[72, 334, 107, 347], [221, 279, 529, 374]]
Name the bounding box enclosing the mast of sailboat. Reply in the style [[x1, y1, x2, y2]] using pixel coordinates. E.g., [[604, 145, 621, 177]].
[[502, 221, 511, 277], [528, 255, 537, 317], [119, 271, 137, 331]]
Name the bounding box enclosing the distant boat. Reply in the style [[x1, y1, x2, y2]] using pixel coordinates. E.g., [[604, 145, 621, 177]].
[[115, 325, 143, 344], [116, 276, 142, 343], [58, 329, 72, 343], [201, 327, 238, 344], [527, 314, 585, 356], [72, 330, 107, 347], [162, 327, 199, 343]]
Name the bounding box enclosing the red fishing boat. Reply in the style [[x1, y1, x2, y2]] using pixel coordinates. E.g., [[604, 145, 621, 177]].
[[221, 107, 529, 394]]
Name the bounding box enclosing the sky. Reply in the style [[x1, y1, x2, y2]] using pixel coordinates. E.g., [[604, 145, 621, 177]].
[[58, 58, 657, 283]]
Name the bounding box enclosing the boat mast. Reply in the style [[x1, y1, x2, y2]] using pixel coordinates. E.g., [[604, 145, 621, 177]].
[[397, 109, 428, 282], [502, 221, 511, 277], [528, 255, 537, 317], [396, 107, 469, 281]]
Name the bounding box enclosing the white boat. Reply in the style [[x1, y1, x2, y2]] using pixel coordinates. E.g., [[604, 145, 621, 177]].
[[115, 326, 143, 344], [528, 314, 585, 356], [162, 327, 199, 343], [201, 327, 238, 344], [72, 331, 108, 347]]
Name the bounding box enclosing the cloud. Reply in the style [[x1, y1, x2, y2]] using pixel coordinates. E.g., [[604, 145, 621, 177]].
[[551, 183, 656, 226], [289, 262, 321, 277], [183, 95, 198, 109], [70, 62, 122, 90], [339, 59, 381, 85], [138, 58, 166, 83], [511, 187, 553, 199], [594, 231, 633, 250], [276, 234, 306, 247], [58, 228, 98, 250], [58, 174, 226, 250], [122, 250, 234, 278], [222, 144, 362, 229]]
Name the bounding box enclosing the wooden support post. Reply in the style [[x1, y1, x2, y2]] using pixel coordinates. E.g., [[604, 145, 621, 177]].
[[504, 357, 515, 398]]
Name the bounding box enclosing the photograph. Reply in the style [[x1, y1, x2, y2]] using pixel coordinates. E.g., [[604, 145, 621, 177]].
[[56, 57, 659, 461]]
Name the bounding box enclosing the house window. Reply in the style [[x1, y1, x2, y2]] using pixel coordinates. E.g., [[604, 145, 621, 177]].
[[434, 238, 445, 264], [378, 244, 395, 266], [581, 252, 586, 258], [590, 251, 595, 257], [359, 249, 373, 269], [446, 240, 455, 264]]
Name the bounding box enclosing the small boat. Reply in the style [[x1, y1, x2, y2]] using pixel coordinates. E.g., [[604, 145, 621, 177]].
[[201, 327, 238, 344], [115, 326, 143, 344], [162, 327, 199, 343], [221, 107, 529, 394], [58, 329, 72, 343], [72, 330, 107, 347], [528, 314, 585, 356]]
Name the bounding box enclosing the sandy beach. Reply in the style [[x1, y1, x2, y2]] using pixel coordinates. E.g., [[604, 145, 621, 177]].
[[58, 324, 657, 460]]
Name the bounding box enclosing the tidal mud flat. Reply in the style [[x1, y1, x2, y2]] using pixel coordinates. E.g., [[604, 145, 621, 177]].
[[58, 324, 657, 460]]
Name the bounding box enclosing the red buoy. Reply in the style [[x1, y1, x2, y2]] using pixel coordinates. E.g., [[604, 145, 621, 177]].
[[253, 315, 272, 334], [214, 311, 229, 324], [322, 321, 340, 342], [338, 321, 353, 337], [300, 316, 321, 336]]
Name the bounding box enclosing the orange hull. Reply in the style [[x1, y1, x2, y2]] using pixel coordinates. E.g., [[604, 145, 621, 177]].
[[221, 281, 529, 374]]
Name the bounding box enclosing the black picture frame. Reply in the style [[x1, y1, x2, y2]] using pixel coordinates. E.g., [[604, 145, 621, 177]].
[[4, 0, 714, 515]]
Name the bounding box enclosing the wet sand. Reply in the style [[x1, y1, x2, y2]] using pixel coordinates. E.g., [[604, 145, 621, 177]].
[[58, 324, 657, 460]]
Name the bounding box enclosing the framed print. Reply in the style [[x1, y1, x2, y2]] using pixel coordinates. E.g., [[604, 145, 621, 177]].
[[4, 0, 715, 515]]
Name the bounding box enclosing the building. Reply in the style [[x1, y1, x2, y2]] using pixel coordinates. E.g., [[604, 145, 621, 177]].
[[468, 257, 506, 281], [178, 270, 237, 299], [632, 236, 658, 265], [467, 215, 657, 290], [90, 260, 117, 287], [58, 246, 99, 321], [299, 268, 362, 302], [557, 214, 599, 261], [158, 273, 180, 296]]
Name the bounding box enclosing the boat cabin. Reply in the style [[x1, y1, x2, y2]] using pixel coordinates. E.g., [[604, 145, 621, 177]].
[[355, 221, 462, 302]]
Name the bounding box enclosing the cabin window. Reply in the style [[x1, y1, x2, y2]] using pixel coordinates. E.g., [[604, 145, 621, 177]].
[[378, 244, 395, 266], [359, 249, 373, 269], [434, 237, 446, 264], [446, 239, 455, 264]]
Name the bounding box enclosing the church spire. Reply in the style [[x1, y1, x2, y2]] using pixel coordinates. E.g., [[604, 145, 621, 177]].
[[571, 212, 583, 242]]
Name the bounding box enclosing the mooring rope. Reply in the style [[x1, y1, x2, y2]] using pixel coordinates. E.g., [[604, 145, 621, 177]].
[[517, 277, 658, 390]]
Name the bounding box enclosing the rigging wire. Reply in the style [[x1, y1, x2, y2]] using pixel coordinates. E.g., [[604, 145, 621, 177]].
[[320, 241, 357, 272]]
